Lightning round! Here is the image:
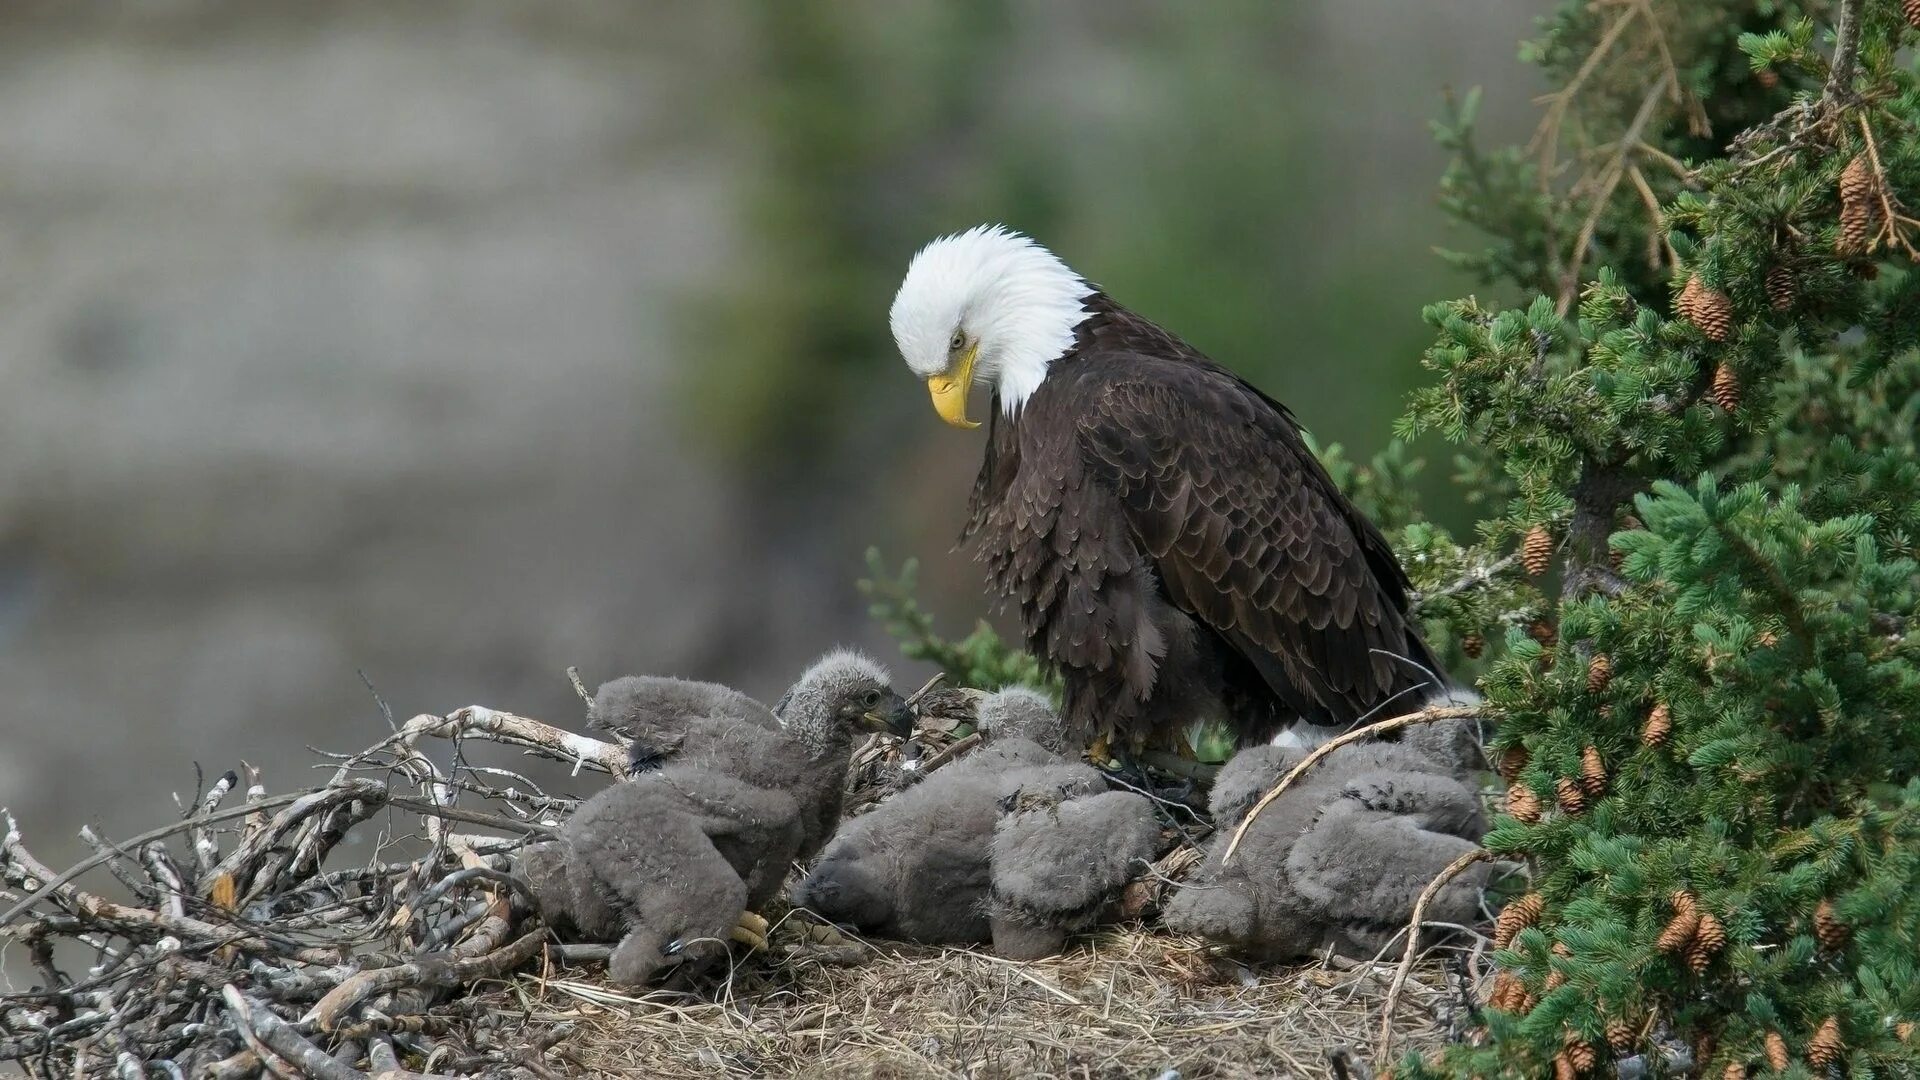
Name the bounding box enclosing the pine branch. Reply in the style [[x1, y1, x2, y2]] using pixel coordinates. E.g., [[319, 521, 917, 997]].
[[1822, 0, 1865, 106]]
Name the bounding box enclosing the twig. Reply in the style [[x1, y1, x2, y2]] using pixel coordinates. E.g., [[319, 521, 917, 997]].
[[0, 794, 306, 924], [902, 671, 947, 710], [1376, 849, 1494, 1060], [1409, 552, 1519, 614], [1556, 74, 1673, 314], [399, 708, 626, 779], [221, 985, 367, 1080], [915, 732, 982, 776], [1856, 114, 1919, 259], [193, 771, 240, 877], [307, 930, 546, 1032], [1530, 6, 1640, 170], [1220, 706, 1483, 865], [565, 667, 592, 706]]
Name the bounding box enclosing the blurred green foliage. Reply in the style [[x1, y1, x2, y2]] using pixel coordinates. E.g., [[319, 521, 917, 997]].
[[857, 547, 1053, 693], [685, 1, 1466, 507]]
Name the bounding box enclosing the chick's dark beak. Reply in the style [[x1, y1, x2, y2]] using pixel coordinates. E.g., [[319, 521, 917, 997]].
[[863, 692, 915, 738]]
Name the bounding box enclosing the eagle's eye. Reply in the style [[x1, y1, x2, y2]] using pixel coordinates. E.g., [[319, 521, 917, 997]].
[[861, 689, 883, 708], [948, 329, 967, 353]]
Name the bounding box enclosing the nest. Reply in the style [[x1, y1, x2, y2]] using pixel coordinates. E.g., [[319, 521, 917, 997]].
[[0, 698, 1482, 1079]]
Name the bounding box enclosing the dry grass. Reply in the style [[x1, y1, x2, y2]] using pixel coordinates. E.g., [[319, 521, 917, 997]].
[[476, 919, 1470, 1080]]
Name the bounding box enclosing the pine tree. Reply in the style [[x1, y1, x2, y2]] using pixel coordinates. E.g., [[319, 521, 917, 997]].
[[1396, 0, 1920, 1075]]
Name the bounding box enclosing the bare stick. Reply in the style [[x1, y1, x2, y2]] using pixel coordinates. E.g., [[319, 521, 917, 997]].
[[1220, 706, 1483, 865], [307, 929, 546, 1032], [193, 771, 240, 877], [399, 709, 626, 778], [915, 732, 983, 776], [565, 666, 592, 705], [1410, 552, 1519, 614], [1555, 74, 1672, 314], [140, 843, 187, 921], [1376, 849, 1493, 1060], [0, 795, 305, 924], [221, 985, 367, 1080], [1857, 115, 1919, 259], [902, 671, 947, 709]]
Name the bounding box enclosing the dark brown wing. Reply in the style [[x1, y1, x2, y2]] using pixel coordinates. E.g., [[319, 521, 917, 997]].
[[1073, 360, 1422, 724]]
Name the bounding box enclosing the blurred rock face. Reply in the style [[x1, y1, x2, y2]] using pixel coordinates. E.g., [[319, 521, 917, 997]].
[[0, 5, 871, 861], [0, 0, 1545, 885]]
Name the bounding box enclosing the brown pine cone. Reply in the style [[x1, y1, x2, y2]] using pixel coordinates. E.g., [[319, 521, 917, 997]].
[[1756, 67, 1781, 90], [1905, 0, 1920, 30], [1508, 784, 1544, 824], [1694, 911, 1727, 951], [1462, 632, 1486, 660], [1807, 1016, 1843, 1069], [1815, 898, 1849, 950], [1498, 744, 1529, 783], [1656, 909, 1702, 953], [1711, 362, 1741, 412], [1587, 654, 1613, 693], [1643, 702, 1673, 746], [1839, 156, 1877, 256], [1545, 968, 1567, 991], [1766, 264, 1795, 312], [1553, 1051, 1578, 1080], [1487, 970, 1525, 1011], [1841, 154, 1875, 204], [1530, 619, 1559, 648], [1522, 525, 1554, 576], [1578, 745, 1607, 796], [1565, 1037, 1597, 1072], [1721, 1063, 1746, 1080], [1493, 893, 1545, 949], [1606, 1021, 1637, 1054], [1556, 777, 1587, 815], [1764, 1030, 1790, 1071], [1897, 1020, 1914, 1042], [1677, 274, 1736, 341], [1671, 890, 1699, 917], [1687, 913, 1726, 973]]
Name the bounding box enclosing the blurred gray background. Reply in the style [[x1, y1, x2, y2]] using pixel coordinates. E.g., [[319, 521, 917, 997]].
[[0, 1, 1543, 874]]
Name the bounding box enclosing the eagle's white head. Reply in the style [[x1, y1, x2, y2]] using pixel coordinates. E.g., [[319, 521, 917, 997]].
[[889, 225, 1094, 428]]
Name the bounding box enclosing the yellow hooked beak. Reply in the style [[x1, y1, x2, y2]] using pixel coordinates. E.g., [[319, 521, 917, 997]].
[[926, 343, 981, 430]]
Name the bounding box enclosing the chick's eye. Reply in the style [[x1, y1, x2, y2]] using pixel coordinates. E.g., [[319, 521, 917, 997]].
[[948, 329, 966, 352], [862, 689, 882, 707]]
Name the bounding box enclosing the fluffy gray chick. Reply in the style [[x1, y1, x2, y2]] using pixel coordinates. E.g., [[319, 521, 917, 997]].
[[1162, 718, 1488, 962], [584, 674, 779, 773], [790, 687, 1100, 944], [916, 684, 1075, 757], [521, 650, 912, 986], [986, 789, 1160, 959]]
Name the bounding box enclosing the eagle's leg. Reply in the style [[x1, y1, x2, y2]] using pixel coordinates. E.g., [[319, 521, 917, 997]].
[[1102, 749, 1208, 810]]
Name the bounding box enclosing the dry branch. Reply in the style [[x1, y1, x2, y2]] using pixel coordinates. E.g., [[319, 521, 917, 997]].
[[309, 931, 547, 1032], [1377, 849, 1494, 1059]]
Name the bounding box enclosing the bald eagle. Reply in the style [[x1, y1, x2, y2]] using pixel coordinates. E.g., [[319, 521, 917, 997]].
[[890, 225, 1444, 750]]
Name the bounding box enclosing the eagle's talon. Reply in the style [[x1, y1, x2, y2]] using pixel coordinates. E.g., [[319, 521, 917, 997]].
[[730, 911, 770, 950]]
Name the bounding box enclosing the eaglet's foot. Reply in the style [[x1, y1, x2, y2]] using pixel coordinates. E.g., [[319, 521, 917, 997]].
[[730, 909, 770, 951]]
